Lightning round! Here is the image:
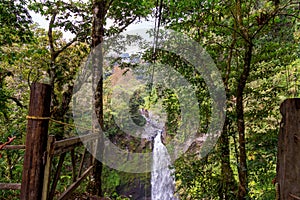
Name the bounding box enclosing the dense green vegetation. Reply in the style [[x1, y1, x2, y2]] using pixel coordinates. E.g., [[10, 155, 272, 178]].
[[0, 0, 299, 199]]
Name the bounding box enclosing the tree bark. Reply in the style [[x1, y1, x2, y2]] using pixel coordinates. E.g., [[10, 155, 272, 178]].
[[219, 116, 237, 199], [236, 42, 253, 200], [233, 1, 253, 198], [47, 9, 79, 140], [219, 28, 238, 199], [89, 0, 108, 196]]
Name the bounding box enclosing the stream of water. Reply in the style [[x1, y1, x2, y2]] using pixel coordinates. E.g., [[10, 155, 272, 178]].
[[151, 131, 178, 200]]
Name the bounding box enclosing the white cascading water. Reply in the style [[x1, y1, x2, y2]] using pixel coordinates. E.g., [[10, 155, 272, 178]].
[[151, 130, 177, 200]]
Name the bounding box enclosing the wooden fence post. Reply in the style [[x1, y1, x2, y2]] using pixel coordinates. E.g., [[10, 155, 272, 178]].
[[42, 135, 55, 200], [20, 83, 51, 200], [277, 98, 300, 199]]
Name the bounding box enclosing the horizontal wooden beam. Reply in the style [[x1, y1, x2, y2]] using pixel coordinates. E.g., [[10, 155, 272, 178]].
[[53, 133, 99, 154], [54, 145, 77, 156], [0, 183, 21, 190], [2, 145, 25, 150], [54, 137, 81, 150]]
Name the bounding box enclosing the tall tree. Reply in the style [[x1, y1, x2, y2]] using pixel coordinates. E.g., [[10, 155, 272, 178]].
[[232, 1, 298, 198], [29, 0, 92, 139], [90, 0, 154, 196], [90, 0, 106, 196], [161, 0, 239, 198], [161, 0, 299, 199]]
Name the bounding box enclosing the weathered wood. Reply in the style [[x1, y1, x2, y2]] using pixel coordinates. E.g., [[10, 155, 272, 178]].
[[77, 149, 87, 179], [2, 145, 25, 150], [54, 137, 82, 149], [58, 165, 94, 200], [48, 153, 66, 200], [277, 98, 300, 199], [53, 133, 99, 156], [54, 144, 79, 155], [54, 133, 99, 150], [0, 183, 21, 190], [42, 135, 55, 200], [20, 83, 51, 200], [71, 149, 76, 182]]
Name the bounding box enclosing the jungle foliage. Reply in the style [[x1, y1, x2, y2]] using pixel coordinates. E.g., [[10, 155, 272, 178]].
[[0, 0, 299, 199]]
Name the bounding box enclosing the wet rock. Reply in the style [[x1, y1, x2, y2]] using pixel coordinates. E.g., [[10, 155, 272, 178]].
[[116, 177, 151, 200]]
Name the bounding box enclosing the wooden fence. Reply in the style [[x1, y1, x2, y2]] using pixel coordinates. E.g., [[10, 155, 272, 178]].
[[0, 134, 97, 199], [0, 83, 98, 200], [42, 133, 97, 200]]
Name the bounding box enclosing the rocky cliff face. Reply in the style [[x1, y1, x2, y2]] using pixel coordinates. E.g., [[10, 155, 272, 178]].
[[116, 174, 151, 200], [103, 128, 152, 199]]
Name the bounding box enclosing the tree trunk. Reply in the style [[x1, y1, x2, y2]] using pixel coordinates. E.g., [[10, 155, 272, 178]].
[[47, 10, 77, 140], [218, 26, 238, 199], [89, 0, 107, 196], [219, 115, 237, 199], [236, 42, 253, 200]]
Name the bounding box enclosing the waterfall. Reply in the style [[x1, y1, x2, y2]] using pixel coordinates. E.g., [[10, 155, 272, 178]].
[[151, 131, 177, 200]]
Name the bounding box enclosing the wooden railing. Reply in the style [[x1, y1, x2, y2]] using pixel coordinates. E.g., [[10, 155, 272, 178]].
[[42, 133, 98, 200], [0, 83, 99, 200], [0, 133, 97, 200]]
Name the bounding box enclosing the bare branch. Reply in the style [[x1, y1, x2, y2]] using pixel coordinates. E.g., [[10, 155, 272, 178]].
[[0, 137, 16, 150], [54, 36, 78, 58], [8, 96, 25, 108], [117, 16, 138, 34], [48, 11, 57, 55], [252, 0, 296, 38]]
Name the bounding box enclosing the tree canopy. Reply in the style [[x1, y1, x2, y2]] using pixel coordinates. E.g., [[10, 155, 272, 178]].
[[0, 0, 299, 199]]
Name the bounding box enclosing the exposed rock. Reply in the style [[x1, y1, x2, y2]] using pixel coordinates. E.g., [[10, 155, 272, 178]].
[[116, 176, 151, 200], [186, 134, 208, 155]]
